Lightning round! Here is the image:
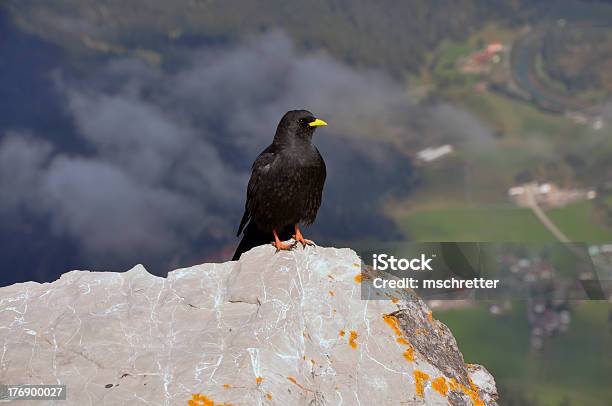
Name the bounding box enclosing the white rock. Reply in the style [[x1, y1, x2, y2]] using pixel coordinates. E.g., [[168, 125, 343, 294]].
[[0, 244, 497, 405]]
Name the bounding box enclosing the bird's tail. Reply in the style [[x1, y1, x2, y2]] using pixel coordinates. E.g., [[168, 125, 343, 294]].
[[232, 223, 292, 261]]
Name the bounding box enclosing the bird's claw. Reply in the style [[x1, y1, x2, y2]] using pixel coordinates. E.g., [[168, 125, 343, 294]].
[[292, 234, 316, 248], [273, 240, 296, 252]]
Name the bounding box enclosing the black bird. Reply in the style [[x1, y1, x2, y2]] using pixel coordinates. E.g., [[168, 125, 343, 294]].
[[232, 110, 327, 260]]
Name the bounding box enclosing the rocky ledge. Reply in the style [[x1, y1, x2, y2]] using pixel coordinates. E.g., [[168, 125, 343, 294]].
[[0, 244, 497, 405]]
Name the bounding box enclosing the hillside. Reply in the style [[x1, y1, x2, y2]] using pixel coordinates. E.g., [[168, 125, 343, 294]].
[[4, 0, 525, 74]]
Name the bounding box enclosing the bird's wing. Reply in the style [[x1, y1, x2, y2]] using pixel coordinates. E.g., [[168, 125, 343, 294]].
[[236, 145, 277, 236], [316, 146, 327, 183], [308, 146, 327, 221]]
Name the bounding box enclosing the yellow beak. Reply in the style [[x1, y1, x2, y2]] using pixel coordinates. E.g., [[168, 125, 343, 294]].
[[308, 118, 328, 127]]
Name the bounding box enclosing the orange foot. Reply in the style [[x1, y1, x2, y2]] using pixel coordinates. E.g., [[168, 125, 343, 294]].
[[293, 225, 316, 247], [273, 229, 295, 252]]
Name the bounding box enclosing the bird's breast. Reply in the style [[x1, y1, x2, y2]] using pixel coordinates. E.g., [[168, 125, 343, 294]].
[[250, 145, 324, 231]]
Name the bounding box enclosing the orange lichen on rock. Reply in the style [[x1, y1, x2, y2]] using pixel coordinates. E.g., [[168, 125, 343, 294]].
[[349, 331, 358, 349], [255, 377, 264, 384], [354, 274, 362, 283], [188, 393, 233, 406], [468, 377, 478, 392], [188, 393, 213, 406], [391, 297, 399, 304], [383, 314, 403, 337], [287, 376, 312, 392], [413, 370, 430, 398], [432, 377, 449, 397], [415, 328, 426, 336], [460, 381, 484, 406], [393, 333, 415, 362], [265, 393, 273, 401], [448, 378, 459, 391], [402, 347, 414, 362], [222, 384, 231, 389], [396, 337, 410, 346], [339, 330, 346, 337], [328, 290, 335, 296], [427, 311, 434, 324], [384, 314, 418, 363]]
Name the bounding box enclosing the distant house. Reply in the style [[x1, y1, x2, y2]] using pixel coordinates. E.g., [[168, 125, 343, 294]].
[[460, 42, 505, 74], [508, 182, 596, 208], [416, 144, 454, 163], [486, 43, 504, 53]]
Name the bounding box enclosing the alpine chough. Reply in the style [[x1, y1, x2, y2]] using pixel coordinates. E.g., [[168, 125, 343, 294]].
[[232, 110, 327, 260]]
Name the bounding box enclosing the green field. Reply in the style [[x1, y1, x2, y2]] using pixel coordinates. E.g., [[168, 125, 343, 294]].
[[398, 201, 612, 243], [436, 302, 612, 406], [457, 90, 577, 138], [548, 201, 612, 242], [399, 206, 553, 242]]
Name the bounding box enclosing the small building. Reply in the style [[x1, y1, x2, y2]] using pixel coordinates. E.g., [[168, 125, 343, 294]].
[[508, 182, 596, 208], [416, 144, 454, 163], [487, 43, 504, 53]]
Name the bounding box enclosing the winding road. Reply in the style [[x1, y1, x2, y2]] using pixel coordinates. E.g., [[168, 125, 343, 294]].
[[523, 188, 570, 243]]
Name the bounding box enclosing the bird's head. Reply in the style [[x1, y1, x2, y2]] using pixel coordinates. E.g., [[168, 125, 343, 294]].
[[274, 110, 327, 144]]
